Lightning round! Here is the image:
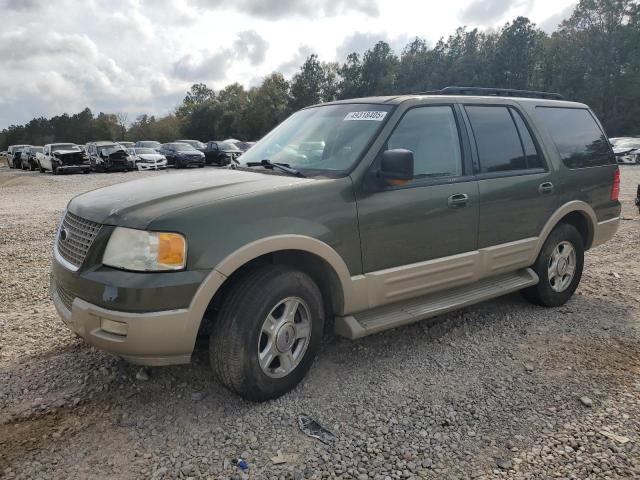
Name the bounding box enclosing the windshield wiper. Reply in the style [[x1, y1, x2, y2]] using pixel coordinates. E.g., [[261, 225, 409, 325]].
[[245, 159, 305, 178]]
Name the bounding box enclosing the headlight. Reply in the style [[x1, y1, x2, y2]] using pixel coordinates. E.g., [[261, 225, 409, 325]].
[[102, 227, 186, 271]]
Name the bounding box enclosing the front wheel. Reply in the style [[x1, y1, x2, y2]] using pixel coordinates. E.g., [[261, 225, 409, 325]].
[[521, 223, 584, 307], [210, 265, 324, 401]]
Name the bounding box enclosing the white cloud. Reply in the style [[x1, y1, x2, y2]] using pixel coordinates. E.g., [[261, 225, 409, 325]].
[[0, 0, 579, 129]]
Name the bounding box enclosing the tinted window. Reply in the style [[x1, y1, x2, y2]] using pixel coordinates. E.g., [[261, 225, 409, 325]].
[[535, 107, 614, 168], [466, 106, 527, 173], [386, 106, 462, 180], [510, 108, 543, 169]]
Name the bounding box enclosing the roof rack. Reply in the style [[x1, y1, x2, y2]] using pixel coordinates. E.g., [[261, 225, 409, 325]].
[[416, 86, 564, 100]]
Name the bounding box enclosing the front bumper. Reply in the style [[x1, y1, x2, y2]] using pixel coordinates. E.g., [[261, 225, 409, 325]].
[[52, 279, 192, 365], [51, 251, 216, 365], [137, 161, 167, 171], [59, 164, 91, 173]]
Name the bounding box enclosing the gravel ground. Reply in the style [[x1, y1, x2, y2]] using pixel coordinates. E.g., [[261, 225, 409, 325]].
[[0, 164, 639, 480]]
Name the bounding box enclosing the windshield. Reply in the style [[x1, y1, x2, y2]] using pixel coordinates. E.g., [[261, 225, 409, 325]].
[[31, 147, 43, 153], [178, 140, 205, 149], [51, 144, 77, 152], [174, 144, 197, 151], [100, 145, 123, 155], [219, 142, 241, 151], [239, 104, 394, 173], [134, 148, 156, 154], [137, 141, 160, 148]]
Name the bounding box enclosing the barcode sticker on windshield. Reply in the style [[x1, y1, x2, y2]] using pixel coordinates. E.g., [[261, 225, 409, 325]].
[[344, 111, 387, 121]]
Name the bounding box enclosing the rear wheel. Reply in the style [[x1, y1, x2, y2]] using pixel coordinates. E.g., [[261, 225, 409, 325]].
[[210, 265, 324, 401], [521, 223, 584, 307]]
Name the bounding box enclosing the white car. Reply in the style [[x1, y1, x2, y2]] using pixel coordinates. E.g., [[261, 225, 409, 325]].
[[40, 143, 90, 174], [613, 139, 640, 165], [127, 147, 168, 171]]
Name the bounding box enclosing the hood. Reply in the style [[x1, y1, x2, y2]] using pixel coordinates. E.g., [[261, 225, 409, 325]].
[[137, 153, 165, 162], [53, 149, 81, 156], [68, 168, 313, 228], [614, 147, 639, 155]]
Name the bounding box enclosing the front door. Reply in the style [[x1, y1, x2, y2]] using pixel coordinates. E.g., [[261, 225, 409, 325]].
[[356, 105, 479, 283]]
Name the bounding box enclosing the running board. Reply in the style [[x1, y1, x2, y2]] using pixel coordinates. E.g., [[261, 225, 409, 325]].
[[334, 268, 538, 339]]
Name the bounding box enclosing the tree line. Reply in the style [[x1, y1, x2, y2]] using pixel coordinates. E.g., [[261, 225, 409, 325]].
[[1, 0, 638, 150]]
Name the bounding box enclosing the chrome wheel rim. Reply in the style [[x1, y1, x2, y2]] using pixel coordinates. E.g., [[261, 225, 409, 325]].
[[258, 297, 312, 378], [548, 241, 576, 292]]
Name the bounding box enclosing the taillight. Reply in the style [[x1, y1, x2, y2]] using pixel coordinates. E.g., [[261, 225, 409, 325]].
[[611, 169, 620, 201]]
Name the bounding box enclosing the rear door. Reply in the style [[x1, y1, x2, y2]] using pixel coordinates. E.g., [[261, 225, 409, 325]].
[[462, 104, 559, 251]]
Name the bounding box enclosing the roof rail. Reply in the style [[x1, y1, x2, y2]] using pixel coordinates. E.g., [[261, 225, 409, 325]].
[[416, 86, 564, 100]]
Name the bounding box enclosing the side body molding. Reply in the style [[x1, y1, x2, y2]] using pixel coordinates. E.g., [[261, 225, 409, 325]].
[[180, 201, 606, 357]]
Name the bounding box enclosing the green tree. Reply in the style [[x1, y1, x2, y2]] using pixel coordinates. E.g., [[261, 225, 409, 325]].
[[359, 41, 399, 96], [243, 73, 290, 139]]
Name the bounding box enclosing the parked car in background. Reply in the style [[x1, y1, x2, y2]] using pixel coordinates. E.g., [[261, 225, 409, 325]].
[[175, 140, 206, 152], [127, 147, 168, 171], [158, 142, 205, 168], [86, 142, 130, 172], [40, 143, 89, 174], [203, 140, 242, 166], [21, 146, 43, 171], [613, 138, 640, 164], [134, 140, 161, 151], [13, 145, 32, 169], [7, 145, 30, 168], [118, 141, 135, 149]]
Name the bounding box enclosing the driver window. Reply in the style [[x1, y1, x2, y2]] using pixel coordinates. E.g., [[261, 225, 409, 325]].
[[386, 106, 462, 180]]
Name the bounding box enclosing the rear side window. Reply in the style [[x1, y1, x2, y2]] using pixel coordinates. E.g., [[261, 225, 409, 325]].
[[465, 106, 543, 173], [535, 107, 614, 168]]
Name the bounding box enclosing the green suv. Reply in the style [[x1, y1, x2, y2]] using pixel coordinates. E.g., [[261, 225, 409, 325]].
[[51, 87, 621, 401]]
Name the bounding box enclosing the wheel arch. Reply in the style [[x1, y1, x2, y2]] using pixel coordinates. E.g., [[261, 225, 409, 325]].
[[532, 201, 597, 262], [186, 235, 362, 344]]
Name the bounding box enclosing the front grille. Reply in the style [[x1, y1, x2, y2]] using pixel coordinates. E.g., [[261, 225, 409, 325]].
[[56, 211, 102, 269], [55, 279, 75, 311]]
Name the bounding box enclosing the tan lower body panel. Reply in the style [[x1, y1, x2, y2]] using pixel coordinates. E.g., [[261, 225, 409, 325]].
[[52, 287, 193, 366], [335, 268, 539, 339], [359, 238, 537, 311]]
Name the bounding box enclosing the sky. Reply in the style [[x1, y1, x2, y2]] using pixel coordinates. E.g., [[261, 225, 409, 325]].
[[0, 0, 577, 129]]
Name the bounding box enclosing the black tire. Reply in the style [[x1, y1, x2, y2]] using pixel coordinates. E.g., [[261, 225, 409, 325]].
[[521, 223, 584, 307], [38, 162, 45, 173], [198, 164, 204, 168], [52, 163, 59, 175], [210, 265, 324, 401]]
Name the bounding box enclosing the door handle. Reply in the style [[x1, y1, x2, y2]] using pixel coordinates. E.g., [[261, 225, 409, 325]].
[[448, 193, 469, 208], [538, 182, 554, 195]]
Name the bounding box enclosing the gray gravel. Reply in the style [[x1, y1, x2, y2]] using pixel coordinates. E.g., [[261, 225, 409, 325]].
[[1, 164, 639, 479]]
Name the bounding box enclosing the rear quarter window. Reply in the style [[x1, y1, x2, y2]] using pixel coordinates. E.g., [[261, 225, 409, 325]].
[[535, 107, 615, 169]]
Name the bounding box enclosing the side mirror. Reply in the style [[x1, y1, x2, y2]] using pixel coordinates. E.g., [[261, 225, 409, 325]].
[[379, 149, 414, 184]]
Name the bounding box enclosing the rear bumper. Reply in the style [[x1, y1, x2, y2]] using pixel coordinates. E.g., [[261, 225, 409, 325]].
[[592, 216, 620, 248]]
